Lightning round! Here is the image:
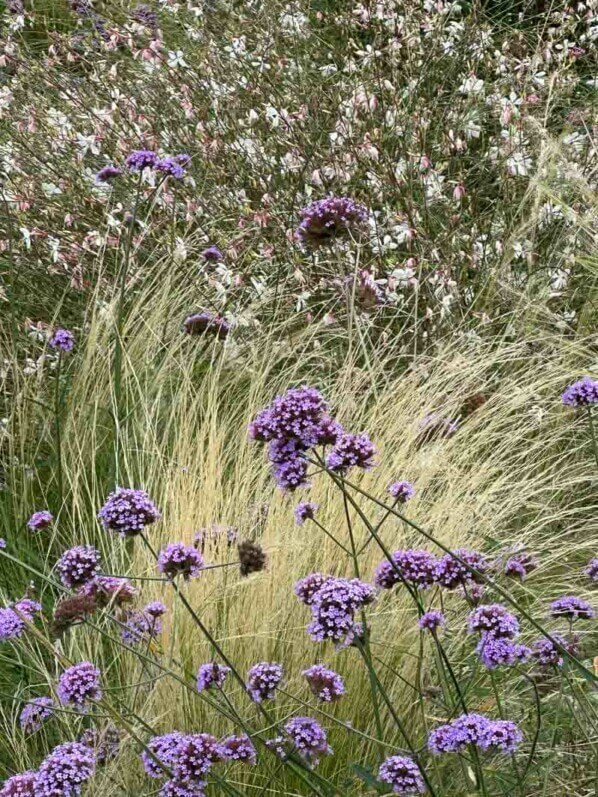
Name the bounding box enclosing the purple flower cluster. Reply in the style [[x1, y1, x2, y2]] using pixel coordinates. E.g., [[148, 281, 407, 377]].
[[246, 662, 283, 702], [125, 150, 158, 171], [295, 196, 369, 248], [549, 595, 594, 621], [468, 604, 520, 638], [158, 543, 204, 580], [294, 573, 333, 605], [304, 576, 375, 644], [249, 386, 358, 490], [0, 772, 36, 797], [196, 663, 231, 692], [34, 741, 96, 796], [98, 487, 160, 537], [201, 245, 223, 262], [434, 548, 487, 590], [142, 732, 185, 778], [218, 735, 256, 764], [96, 164, 121, 183], [325, 432, 376, 473], [419, 610, 445, 632], [504, 551, 538, 580], [183, 312, 231, 340], [125, 150, 188, 179], [475, 636, 531, 669], [378, 755, 426, 795], [302, 664, 345, 702], [428, 713, 522, 754], [561, 377, 598, 406], [294, 501, 318, 526], [57, 662, 102, 709], [532, 633, 579, 667], [19, 697, 54, 734], [27, 510, 53, 532], [0, 598, 41, 642], [374, 549, 437, 590], [283, 717, 332, 766], [48, 328, 75, 352], [56, 546, 101, 589], [172, 733, 221, 782], [388, 481, 415, 503], [586, 557, 598, 582]]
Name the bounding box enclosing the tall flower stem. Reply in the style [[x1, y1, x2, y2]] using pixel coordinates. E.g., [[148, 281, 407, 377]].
[[53, 352, 64, 514], [587, 407, 598, 469]]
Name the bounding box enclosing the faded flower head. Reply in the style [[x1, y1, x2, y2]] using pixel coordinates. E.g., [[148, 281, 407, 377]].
[[246, 662, 283, 702], [296, 196, 368, 248], [183, 312, 230, 340], [549, 595, 594, 621], [561, 377, 598, 407], [196, 663, 231, 692], [48, 328, 75, 352], [388, 481, 415, 503], [283, 716, 332, 766], [79, 575, 136, 607], [378, 755, 426, 795], [238, 540, 267, 576], [56, 546, 101, 589], [98, 487, 160, 537], [57, 662, 102, 709], [504, 551, 538, 580], [52, 594, 97, 637], [19, 697, 54, 734], [80, 725, 120, 765], [302, 664, 345, 702], [27, 510, 53, 532], [158, 542, 204, 580], [34, 741, 95, 796]]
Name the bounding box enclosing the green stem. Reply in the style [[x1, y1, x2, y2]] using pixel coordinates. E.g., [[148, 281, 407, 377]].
[[54, 353, 64, 514]]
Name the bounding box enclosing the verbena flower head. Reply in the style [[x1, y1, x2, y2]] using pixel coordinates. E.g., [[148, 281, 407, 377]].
[[79, 575, 136, 607], [57, 662, 102, 709], [201, 245, 223, 262], [34, 741, 95, 796], [98, 487, 160, 537], [121, 607, 164, 646], [388, 481, 415, 503], [504, 552, 538, 580], [238, 540, 267, 576], [19, 697, 54, 733], [378, 755, 426, 795], [306, 576, 375, 644], [0, 609, 26, 641], [196, 663, 230, 692], [561, 377, 598, 406], [585, 558, 598, 582], [125, 149, 157, 171], [302, 664, 345, 702], [294, 573, 333, 605], [475, 635, 531, 669], [479, 719, 523, 753], [246, 662, 283, 702], [144, 600, 167, 618], [48, 328, 75, 352], [296, 196, 368, 248], [27, 510, 53, 532], [549, 595, 594, 621], [79, 725, 120, 764], [56, 546, 101, 589], [13, 598, 41, 621], [160, 781, 206, 797], [0, 772, 37, 796], [95, 165, 121, 183], [158, 543, 204, 580], [468, 604, 519, 639], [183, 312, 230, 340], [326, 432, 376, 473], [250, 386, 328, 444], [142, 732, 185, 778], [269, 442, 309, 491], [52, 594, 97, 637], [374, 549, 437, 590], [265, 736, 288, 760], [434, 549, 487, 590], [218, 735, 256, 765], [419, 610, 445, 632], [133, 4, 158, 29], [428, 713, 490, 753], [156, 156, 187, 179], [172, 733, 221, 781], [532, 633, 579, 667], [294, 501, 318, 526], [284, 717, 332, 766], [0, 539, 5, 549]]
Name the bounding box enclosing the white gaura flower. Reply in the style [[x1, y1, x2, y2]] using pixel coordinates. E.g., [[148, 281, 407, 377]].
[[538, 203, 563, 228], [167, 50, 187, 68], [458, 75, 485, 95], [506, 151, 533, 176]]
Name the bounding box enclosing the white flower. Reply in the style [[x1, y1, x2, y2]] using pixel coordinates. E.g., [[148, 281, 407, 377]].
[[538, 203, 563, 228], [458, 75, 485, 95], [168, 50, 187, 68], [506, 152, 533, 176]]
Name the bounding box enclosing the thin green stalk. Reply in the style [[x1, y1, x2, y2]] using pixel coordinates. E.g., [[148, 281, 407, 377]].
[[587, 407, 598, 469], [53, 352, 64, 514]]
